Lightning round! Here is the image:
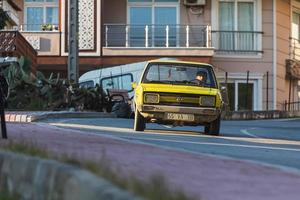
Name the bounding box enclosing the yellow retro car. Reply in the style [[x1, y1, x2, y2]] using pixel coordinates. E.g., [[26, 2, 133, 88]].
[[132, 60, 223, 136]]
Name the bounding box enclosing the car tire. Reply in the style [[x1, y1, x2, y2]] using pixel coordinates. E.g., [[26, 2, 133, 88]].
[[134, 107, 145, 131], [204, 125, 209, 134], [112, 102, 131, 118], [204, 116, 221, 136]]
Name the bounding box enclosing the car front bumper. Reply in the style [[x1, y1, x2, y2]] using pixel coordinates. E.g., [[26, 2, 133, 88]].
[[139, 104, 221, 124]]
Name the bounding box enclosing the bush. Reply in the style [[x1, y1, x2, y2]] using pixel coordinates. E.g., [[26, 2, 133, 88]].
[[4, 57, 108, 111]]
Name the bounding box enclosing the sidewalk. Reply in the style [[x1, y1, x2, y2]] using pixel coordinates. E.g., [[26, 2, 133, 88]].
[[5, 111, 116, 122], [5, 110, 300, 123], [1, 122, 300, 200]]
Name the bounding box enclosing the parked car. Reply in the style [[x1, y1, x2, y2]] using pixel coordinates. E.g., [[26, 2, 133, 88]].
[[132, 60, 224, 135]]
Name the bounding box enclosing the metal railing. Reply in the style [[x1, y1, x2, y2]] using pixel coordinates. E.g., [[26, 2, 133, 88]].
[[212, 30, 263, 54], [283, 100, 300, 111], [103, 24, 211, 48], [19, 24, 59, 32]]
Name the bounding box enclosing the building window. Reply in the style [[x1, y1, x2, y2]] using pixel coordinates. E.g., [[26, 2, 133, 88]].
[[101, 74, 134, 93], [25, 0, 58, 31], [218, 0, 254, 51], [224, 80, 256, 111], [292, 11, 300, 41], [211, 0, 262, 54], [127, 0, 179, 47]]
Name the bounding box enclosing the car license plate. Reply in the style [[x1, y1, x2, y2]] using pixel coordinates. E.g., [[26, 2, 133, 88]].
[[165, 113, 194, 121]]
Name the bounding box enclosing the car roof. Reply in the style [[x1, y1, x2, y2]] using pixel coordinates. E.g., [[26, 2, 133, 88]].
[[147, 59, 213, 67]]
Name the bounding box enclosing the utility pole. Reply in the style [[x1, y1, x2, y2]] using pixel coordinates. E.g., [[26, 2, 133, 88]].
[[0, 58, 9, 139], [68, 0, 79, 84]]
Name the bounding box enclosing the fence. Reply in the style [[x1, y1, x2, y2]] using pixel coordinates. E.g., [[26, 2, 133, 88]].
[[283, 101, 300, 111]]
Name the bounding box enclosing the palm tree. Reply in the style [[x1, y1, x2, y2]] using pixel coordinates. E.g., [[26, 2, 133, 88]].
[[0, 8, 9, 30]]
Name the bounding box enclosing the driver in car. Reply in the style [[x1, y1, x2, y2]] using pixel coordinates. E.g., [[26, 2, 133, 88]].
[[195, 71, 207, 86]]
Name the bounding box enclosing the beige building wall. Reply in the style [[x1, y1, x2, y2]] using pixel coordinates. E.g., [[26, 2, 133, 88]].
[[180, 0, 211, 25], [211, 0, 274, 110], [103, 0, 211, 25], [103, 0, 127, 24], [276, 0, 291, 109]]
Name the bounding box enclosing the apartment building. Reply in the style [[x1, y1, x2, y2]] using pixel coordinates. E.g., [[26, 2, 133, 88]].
[[0, 0, 300, 111]]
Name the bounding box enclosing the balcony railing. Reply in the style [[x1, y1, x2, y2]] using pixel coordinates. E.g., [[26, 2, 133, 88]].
[[290, 37, 300, 61], [286, 37, 300, 80], [19, 24, 59, 32], [212, 30, 263, 54], [103, 24, 212, 48]]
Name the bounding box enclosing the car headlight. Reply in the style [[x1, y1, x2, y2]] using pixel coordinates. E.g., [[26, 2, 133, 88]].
[[144, 93, 160, 104], [199, 96, 216, 107]]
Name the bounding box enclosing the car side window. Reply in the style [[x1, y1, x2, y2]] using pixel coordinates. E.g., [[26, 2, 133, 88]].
[[79, 80, 94, 89], [101, 74, 134, 93]]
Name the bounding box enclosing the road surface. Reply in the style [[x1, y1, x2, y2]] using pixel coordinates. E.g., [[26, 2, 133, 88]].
[[43, 118, 300, 172]]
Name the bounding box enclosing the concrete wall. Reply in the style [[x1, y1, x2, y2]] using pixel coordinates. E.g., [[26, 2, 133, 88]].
[[0, 150, 142, 200]]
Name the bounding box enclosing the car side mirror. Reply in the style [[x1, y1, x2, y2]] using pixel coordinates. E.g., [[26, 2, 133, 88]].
[[131, 82, 137, 89], [220, 86, 226, 91], [219, 85, 229, 106]]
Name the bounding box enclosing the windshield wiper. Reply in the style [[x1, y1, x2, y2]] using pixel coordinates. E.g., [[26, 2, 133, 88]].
[[180, 80, 197, 85], [145, 80, 173, 84]]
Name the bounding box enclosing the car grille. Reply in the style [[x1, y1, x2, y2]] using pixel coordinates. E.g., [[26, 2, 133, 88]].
[[158, 93, 200, 107]]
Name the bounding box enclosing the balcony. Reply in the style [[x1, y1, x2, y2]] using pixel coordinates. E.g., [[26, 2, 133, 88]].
[[211, 30, 263, 55], [102, 24, 214, 57], [18, 24, 61, 56], [0, 30, 37, 69], [286, 37, 300, 80], [0, 0, 22, 25]]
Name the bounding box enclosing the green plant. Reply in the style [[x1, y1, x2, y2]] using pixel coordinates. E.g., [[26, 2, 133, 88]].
[[0, 192, 18, 200], [4, 57, 108, 111], [41, 23, 53, 31]]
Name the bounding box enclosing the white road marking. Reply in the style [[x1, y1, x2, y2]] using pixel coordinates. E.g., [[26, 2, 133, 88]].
[[119, 136, 300, 152], [50, 122, 300, 152], [271, 118, 300, 122], [50, 122, 134, 133], [240, 128, 260, 138]]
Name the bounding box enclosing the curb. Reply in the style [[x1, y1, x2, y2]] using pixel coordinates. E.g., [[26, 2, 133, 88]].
[[5, 110, 300, 123], [0, 150, 142, 200], [5, 111, 116, 123], [222, 110, 300, 120]]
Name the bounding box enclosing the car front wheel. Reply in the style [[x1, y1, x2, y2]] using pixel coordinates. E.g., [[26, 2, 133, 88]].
[[134, 107, 145, 131], [204, 116, 221, 136]]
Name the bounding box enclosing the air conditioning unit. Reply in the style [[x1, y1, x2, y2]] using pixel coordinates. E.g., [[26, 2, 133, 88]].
[[183, 0, 206, 6]]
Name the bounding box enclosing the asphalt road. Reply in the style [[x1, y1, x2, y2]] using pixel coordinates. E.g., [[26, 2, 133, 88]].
[[43, 118, 300, 172]]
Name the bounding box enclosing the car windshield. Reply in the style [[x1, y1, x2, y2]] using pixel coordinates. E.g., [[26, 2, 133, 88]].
[[142, 63, 217, 88]]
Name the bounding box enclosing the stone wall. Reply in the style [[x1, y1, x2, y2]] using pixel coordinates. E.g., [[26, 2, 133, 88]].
[[0, 151, 142, 200]]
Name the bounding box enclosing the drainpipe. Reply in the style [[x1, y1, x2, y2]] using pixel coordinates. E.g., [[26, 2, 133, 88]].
[[273, 0, 277, 110]]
